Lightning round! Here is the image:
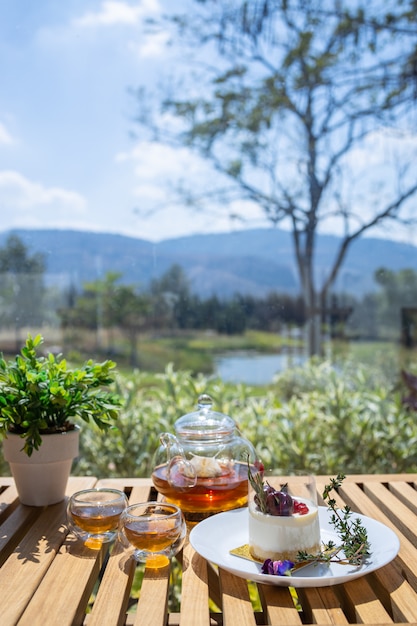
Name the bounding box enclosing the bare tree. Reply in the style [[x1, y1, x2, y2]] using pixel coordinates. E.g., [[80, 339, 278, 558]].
[[135, 0, 417, 355]]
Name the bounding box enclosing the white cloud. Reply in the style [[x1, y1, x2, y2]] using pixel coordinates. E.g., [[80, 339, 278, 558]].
[[345, 128, 417, 170], [226, 198, 265, 224], [61, 0, 169, 65], [0, 123, 14, 146], [127, 30, 170, 58], [118, 141, 211, 181], [0, 171, 86, 222], [132, 182, 167, 201], [115, 141, 269, 240], [73, 0, 161, 29]]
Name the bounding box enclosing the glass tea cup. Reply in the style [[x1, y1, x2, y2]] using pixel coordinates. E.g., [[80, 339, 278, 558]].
[[119, 502, 186, 568], [67, 488, 128, 548]]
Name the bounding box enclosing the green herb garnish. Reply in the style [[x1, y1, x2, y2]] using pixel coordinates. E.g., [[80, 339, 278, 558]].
[[296, 473, 371, 568]]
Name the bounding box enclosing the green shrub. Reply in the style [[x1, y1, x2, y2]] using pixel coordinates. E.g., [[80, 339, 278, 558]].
[[73, 364, 236, 477], [241, 359, 417, 474], [2, 359, 417, 478], [0, 334, 121, 455]]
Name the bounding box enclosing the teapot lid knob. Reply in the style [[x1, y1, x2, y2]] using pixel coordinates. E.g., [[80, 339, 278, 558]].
[[197, 394, 213, 410]]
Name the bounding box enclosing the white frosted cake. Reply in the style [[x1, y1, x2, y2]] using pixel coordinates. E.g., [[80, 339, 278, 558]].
[[248, 496, 321, 561]]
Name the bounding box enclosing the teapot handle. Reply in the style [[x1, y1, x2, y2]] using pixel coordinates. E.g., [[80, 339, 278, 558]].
[[159, 433, 197, 489]]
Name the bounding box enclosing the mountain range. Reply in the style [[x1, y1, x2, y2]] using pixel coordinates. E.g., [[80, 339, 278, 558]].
[[1, 227, 416, 298]]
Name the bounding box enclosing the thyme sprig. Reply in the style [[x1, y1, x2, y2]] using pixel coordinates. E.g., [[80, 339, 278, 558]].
[[296, 473, 371, 568]]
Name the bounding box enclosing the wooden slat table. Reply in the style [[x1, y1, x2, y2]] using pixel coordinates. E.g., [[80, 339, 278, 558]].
[[0, 474, 416, 625]]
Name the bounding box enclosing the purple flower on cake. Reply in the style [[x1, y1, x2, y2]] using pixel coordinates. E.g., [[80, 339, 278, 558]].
[[261, 558, 294, 576]]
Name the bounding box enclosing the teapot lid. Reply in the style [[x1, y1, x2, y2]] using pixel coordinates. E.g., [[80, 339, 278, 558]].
[[174, 394, 236, 438]]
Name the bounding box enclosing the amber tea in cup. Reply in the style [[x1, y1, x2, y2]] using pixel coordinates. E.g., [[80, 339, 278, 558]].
[[67, 488, 128, 548], [119, 502, 186, 567]]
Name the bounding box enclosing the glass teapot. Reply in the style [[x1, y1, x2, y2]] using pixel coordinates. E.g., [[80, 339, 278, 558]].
[[152, 394, 258, 520]]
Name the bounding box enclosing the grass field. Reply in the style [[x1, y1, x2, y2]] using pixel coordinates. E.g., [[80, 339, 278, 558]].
[[1, 326, 416, 380], [113, 330, 417, 378]]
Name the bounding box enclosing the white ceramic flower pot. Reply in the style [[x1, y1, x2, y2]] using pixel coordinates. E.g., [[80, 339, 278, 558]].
[[2, 427, 80, 506]]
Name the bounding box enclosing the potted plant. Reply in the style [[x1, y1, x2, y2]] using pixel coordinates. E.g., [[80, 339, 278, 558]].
[[0, 334, 122, 506]]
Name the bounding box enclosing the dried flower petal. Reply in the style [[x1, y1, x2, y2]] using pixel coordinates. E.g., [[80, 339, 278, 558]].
[[261, 558, 295, 576]]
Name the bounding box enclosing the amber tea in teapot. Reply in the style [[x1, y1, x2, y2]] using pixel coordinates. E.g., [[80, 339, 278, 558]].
[[152, 395, 258, 518]]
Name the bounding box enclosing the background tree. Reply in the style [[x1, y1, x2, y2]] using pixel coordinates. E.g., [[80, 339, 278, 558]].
[[374, 267, 417, 340], [84, 272, 126, 352], [0, 235, 45, 350], [149, 264, 195, 330], [59, 273, 151, 365], [111, 284, 151, 367], [136, 0, 417, 355], [59, 277, 108, 351]]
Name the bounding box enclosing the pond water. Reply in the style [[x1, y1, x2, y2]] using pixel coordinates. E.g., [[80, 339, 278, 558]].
[[214, 350, 307, 385]]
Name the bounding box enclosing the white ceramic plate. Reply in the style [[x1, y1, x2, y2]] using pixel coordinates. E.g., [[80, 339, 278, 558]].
[[189, 507, 400, 587]]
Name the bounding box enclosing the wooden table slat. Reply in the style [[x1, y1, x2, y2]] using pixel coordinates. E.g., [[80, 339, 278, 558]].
[[340, 481, 417, 591], [88, 541, 136, 626], [128, 485, 155, 503], [297, 586, 349, 624], [206, 561, 222, 610], [219, 567, 257, 625], [96, 478, 156, 491], [66, 476, 99, 495], [0, 505, 41, 566], [339, 576, 394, 624], [180, 539, 211, 626], [0, 474, 416, 626], [388, 481, 417, 516], [0, 482, 19, 515], [0, 499, 69, 625], [363, 482, 417, 546], [17, 539, 107, 626], [133, 562, 170, 626], [367, 569, 417, 624], [258, 584, 303, 625]]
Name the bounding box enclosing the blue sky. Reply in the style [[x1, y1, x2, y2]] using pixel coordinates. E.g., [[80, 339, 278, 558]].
[[0, 0, 250, 241], [0, 0, 416, 245]]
